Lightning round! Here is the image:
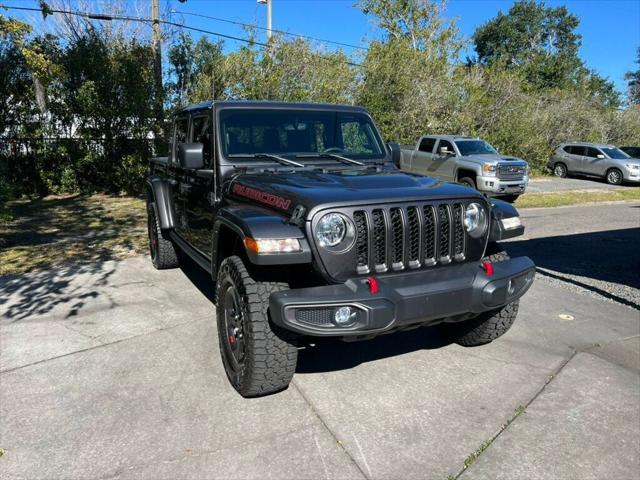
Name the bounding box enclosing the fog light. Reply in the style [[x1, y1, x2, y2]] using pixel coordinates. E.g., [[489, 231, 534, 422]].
[[334, 306, 356, 326]]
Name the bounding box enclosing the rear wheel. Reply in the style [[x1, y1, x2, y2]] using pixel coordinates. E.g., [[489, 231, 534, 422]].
[[440, 244, 519, 346], [606, 168, 623, 185], [553, 163, 567, 178], [458, 176, 477, 190], [147, 202, 178, 270], [216, 256, 298, 397]]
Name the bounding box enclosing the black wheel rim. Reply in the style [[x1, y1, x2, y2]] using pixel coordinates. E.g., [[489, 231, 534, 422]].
[[222, 282, 245, 369], [148, 211, 158, 261]]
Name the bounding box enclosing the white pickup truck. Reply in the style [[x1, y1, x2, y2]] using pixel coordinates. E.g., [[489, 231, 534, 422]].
[[400, 135, 529, 202]]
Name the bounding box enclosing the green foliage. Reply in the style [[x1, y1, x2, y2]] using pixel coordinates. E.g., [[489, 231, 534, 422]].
[[626, 48, 640, 105], [1, 1, 637, 202]]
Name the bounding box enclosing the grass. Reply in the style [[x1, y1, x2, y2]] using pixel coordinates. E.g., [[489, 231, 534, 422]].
[[0, 194, 147, 276], [515, 188, 640, 209]]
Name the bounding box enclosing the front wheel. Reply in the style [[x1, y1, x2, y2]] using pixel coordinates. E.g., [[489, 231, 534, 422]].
[[215, 256, 298, 397], [606, 168, 623, 185], [458, 176, 477, 190], [440, 244, 519, 346]]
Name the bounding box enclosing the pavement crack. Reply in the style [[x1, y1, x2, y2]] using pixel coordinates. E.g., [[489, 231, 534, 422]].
[[452, 348, 579, 479], [291, 379, 370, 480]]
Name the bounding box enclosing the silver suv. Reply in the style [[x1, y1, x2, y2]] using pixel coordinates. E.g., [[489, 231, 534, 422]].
[[549, 143, 640, 185]]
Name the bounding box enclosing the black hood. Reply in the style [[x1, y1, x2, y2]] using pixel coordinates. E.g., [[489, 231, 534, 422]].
[[228, 167, 485, 217]]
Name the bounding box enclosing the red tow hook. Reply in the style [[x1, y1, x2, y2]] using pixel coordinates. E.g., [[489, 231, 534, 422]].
[[367, 277, 379, 294], [481, 261, 494, 276]]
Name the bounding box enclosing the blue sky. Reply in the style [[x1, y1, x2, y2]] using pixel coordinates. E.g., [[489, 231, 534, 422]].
[[7, 0, 640, 94], [167, 0, 639, 94]]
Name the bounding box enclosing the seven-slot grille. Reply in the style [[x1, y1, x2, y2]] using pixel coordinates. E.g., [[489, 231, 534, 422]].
[[353, 203, 467, 274], [497, 164, 526, 181]]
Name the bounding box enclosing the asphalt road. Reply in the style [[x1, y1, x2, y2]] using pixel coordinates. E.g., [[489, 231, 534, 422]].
[[527, 176, 638, 193], [1, 203, 639, 480]]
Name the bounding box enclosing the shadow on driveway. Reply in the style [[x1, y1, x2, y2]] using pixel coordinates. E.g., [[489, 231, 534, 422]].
[[505, 227, 640, 309]]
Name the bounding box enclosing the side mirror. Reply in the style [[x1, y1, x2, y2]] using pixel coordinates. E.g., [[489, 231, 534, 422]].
[[439, 146, 453, 156], [388, 142, 401, 167], [178, 142, 204, 169], [596, 154, 605, 159]]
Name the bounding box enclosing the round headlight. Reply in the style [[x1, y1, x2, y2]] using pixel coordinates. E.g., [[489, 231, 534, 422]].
[[316, 213, 348, 247], [464, 203, 487, 238], [315, 213, 355, 251]]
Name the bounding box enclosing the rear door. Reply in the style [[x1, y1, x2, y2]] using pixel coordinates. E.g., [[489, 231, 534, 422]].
[[184, 111, 216, 256], [563, 145, 585, 173], [410, 137, 437, 176], [172, 115, 190, 240]]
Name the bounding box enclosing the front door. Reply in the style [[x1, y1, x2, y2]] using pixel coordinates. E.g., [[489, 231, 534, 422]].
[[583, 146, 604, 175], [185, 112, 216, 256], [433, 139, 456, 181]]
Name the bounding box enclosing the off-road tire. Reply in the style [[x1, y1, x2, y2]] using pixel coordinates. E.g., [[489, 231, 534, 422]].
[[553, 162, 568, 178], [147, 202, 178, 270], [442, 244, 519, 346], [458, 176, 477, 190], [215, 256, 298, 397], [606, 168, 623, 185]]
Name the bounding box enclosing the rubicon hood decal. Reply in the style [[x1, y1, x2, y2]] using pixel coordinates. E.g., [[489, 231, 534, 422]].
[[232, 183, 292, 210]]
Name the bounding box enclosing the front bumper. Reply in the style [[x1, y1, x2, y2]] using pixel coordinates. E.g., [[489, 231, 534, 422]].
[[477, 176, 528, 195], [623, 167, 640, 182], [270, 257, 535, 337]]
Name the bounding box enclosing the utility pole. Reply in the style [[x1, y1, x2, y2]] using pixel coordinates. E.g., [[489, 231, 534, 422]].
[[257, 0, 272, 41], [151, 0, 164, 151]]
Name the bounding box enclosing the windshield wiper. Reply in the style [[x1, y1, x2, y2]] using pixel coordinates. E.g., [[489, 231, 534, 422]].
[[228, 153, 304, 168], [296, 153, 365, 166]]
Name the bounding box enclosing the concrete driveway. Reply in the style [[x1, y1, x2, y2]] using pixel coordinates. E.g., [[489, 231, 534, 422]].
[[1, 205, 639, 479]]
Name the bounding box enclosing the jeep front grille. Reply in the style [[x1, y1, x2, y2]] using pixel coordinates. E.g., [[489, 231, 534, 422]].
[[352, 202, 468, 274], [497, 164, 526, 181]]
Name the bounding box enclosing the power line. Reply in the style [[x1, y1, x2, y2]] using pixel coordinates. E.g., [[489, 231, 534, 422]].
[[0, 4, 363, 67], [170, 10, 367, 51]]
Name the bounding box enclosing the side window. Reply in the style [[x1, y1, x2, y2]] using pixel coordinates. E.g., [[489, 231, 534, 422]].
[[585, 147, 601, 158], [565, 145, 584, 156], [438, 139, 454, 154], [419, 137, 436, 153], [191, 115, 213, 166], [173, 117, 189, 164]]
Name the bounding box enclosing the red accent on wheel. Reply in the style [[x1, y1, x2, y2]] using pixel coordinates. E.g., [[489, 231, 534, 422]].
[[229, 335, 235, 346]]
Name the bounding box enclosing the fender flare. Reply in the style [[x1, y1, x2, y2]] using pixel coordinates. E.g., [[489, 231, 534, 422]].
[[145, 176, 176, 230], [211, 206, 312, 276], [488, 198, 524, 241], [454, 161, 482, 181]]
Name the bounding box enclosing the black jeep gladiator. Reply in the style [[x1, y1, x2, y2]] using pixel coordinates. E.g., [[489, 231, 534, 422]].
[[146, 101, 535, 397]]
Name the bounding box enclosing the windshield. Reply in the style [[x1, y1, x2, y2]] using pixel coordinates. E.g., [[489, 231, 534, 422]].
[[219, 109, 385, 161], [455, 140, 498, 156], [601, 147, 630, 160]]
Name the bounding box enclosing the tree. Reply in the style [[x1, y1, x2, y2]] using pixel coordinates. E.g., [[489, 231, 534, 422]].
[[473, 0, 582, 89], [358, 0, 460, 58], [625, 47, 640, 105]]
